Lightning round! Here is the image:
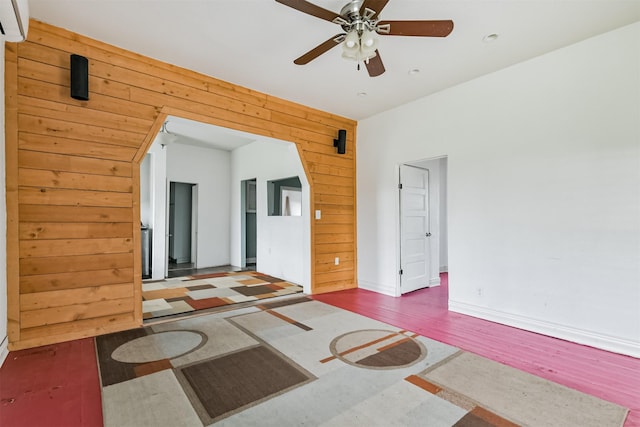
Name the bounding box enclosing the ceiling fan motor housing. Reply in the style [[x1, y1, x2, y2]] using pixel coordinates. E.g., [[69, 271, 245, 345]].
[[337, 0, 379, 34]]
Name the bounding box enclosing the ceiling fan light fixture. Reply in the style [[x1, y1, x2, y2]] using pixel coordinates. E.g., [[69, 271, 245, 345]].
[[360, 31, 378, 59], [341, 27, 378, 64], [361, 29, 377, 49], [343, 30, 360, 50], [342, 50, 367, 62]]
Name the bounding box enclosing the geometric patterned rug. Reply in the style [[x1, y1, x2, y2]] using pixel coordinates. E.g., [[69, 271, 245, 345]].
[[97, 297, 628, 427], [142, 271, 302, 320]]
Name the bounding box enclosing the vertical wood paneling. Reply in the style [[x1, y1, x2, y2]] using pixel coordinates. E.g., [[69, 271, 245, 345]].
[[6, 43, 21, 343], [6, 19, 358, 350]]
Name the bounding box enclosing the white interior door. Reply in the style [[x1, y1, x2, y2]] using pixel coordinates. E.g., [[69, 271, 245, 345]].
[[400, 164, 431, 294]]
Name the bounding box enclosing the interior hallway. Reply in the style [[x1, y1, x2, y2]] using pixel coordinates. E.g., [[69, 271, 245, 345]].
[[1, 274, 638, 426]]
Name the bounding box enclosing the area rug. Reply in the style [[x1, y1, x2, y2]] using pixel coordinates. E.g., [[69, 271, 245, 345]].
[[141, 271, 302, 320], [96, 297, 628, 427]]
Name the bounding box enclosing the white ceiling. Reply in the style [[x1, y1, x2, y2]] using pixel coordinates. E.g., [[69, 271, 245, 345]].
[[160, 115, 257, 151], [28, 0, 640, 122]]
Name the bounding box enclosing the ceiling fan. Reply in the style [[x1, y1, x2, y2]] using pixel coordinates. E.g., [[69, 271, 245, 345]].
[[275, 0, 454, 77]]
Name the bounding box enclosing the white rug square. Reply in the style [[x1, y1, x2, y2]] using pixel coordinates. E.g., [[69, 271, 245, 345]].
[[102, 370, 201, 427]]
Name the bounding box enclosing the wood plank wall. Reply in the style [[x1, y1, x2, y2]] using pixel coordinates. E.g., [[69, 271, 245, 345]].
[[5, 20, 358, 350]]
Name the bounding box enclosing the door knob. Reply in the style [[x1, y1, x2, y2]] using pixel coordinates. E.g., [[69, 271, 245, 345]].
[[426, 232, 432, 237]]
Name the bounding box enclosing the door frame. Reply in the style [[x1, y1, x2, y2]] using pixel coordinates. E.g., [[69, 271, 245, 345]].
[[396, 156, 447, 296], [240, 178, 257, 268], [167, 181, 198, 269]]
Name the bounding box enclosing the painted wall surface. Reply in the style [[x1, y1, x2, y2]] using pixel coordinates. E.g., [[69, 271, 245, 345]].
[[166, 142, 230, 269], [140, 154, 151, 227], [357, 23, 640, 356], [146, 143, 167, 280], [231, 140, 310, 292], [439, 158, 448, 272], [1, 40, 7, 366]]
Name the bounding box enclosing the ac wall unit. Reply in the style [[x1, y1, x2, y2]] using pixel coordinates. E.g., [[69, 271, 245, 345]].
[[0, 0, 29, 42]]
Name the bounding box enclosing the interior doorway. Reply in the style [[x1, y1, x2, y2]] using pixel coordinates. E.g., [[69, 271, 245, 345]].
[[398, 156, 448, 294], [138, 114, 312, 294], [168, 181, 197, 273], [241, 178, 257, 268]]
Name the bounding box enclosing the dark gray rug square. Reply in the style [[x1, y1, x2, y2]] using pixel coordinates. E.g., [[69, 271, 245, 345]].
[[180, 345, 313, 422]]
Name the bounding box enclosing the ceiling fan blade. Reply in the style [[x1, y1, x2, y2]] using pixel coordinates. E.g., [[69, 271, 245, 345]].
[[294, 34, 345, 65], [360, 0, 390, 18], [377, 20, 454, 37], [366, 51, 385, 77], [275, 0, 341, 23]]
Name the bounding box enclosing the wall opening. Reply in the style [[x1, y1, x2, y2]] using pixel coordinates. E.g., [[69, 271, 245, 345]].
[[139, 115, 312, 294]]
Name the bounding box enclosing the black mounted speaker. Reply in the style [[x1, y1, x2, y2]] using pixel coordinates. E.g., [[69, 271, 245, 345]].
[[334, 129, 347, 155], [70, 54, 89, 101]]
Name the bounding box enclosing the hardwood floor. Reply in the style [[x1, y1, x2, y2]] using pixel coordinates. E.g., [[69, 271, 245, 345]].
[[0, 337, 103, 426], [313, 273, 640, 426], [1, 272, 637, 426]]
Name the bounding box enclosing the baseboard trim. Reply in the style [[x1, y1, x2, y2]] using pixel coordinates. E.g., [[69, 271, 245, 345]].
[[358, 279, 398, 297], [429, 276, 441, 286], [439, 265, 448, 273], [0, 335, 8, 368], [449, 301, 640, 358]]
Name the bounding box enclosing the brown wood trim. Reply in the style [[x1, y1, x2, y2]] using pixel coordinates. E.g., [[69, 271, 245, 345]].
[[132, 113, 168, 164], [130, 162, 142, 326], [352, 123, 358, 291], [10, 317, 139, 351], [5, 43, 21, 344], [295, 144, 316, 293]]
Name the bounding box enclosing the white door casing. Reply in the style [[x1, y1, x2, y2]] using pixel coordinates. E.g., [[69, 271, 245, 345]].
[[399, 164, 431, 294]]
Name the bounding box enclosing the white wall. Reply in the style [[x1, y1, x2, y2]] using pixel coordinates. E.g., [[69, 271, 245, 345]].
[[0, 40, 8, 366], [166, 142, 230, 269], [230, 140, 311, 292], [439, 158, 448, 272], [140, 154, 152, 226], [145, 142, 167, 280], [357, 23, 640, 357]]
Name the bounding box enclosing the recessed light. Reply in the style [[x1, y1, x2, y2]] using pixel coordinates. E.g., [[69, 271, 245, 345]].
[[483, 33, 499, 43], [408, 68, 421, 75], [357, 92, 368, 97]]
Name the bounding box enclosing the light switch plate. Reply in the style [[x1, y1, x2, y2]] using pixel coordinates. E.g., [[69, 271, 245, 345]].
[[315, 210, 321, 220]]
